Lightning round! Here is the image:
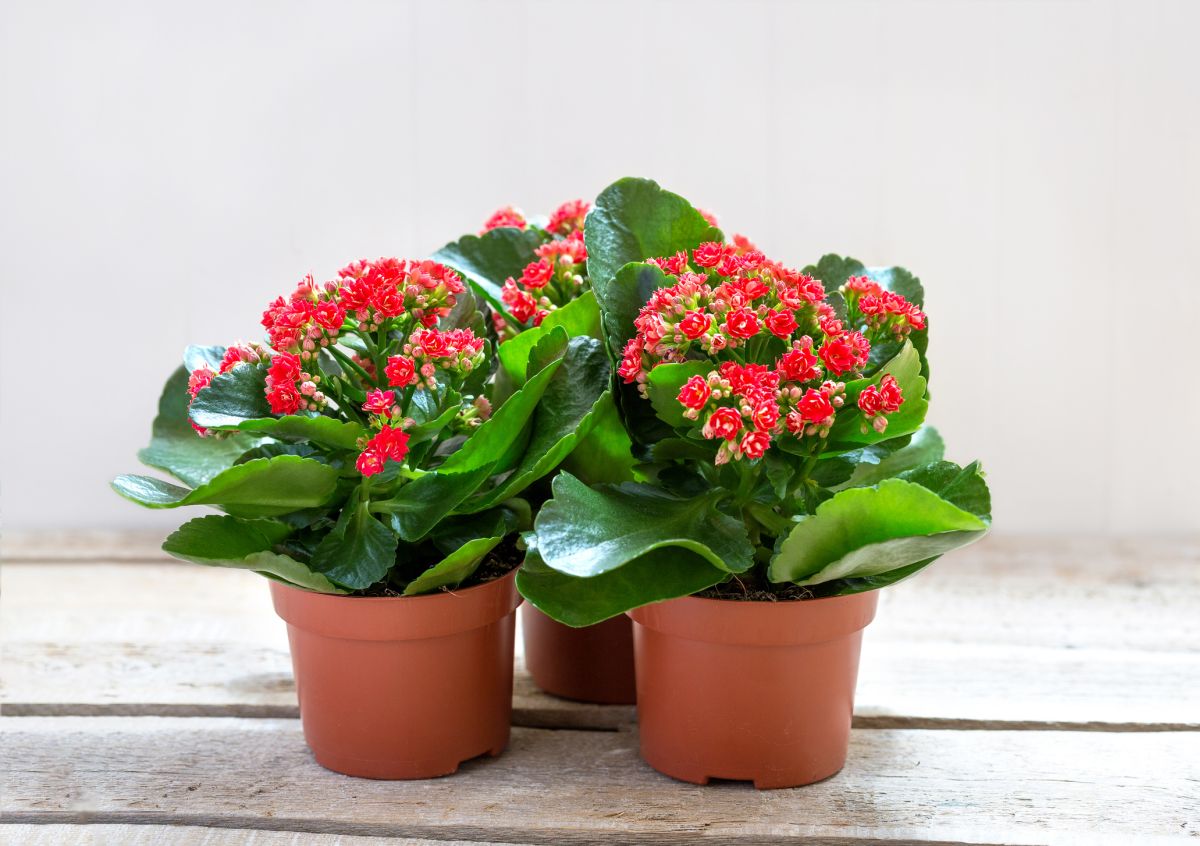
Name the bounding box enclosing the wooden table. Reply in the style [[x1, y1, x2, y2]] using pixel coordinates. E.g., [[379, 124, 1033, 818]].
[[2, 533, 1198, 844]]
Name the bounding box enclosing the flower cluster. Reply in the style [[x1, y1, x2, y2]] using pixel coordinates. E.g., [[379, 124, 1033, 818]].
[[190, 254, 488, 481], [265, 351, 326, 415], [620, 242, 921, 463], [480, 205, 527, 234], [499, 199, 591, 332], [337, 258, 466, 331]]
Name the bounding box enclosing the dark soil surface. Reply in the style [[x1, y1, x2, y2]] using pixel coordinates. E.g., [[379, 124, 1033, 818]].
[[695, 573, 818, 602]]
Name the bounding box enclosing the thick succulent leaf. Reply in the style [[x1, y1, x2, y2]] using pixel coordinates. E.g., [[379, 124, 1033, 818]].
[[432, 227, 547, 319], [646, 361, 712, 428], [594, 261, 671, 360], [403, 535, 504, 596], [534, 472, 753, 578], [309, 489, 399, 590], [374, 353, 564, 541], [561, 391, 637, 484], [183, 344, 227, 372], [111, 455, 339, 518], [430, 505, 523, 555], [205, 414, 366, 451], [768, 476, 989, 585], [162, 514, 346, 594], [584, 176, 721, 296], [866, 265, 925, 308], [816, 557, 938, 597], [187, 364, 273, 427], [837, 426, 945, 490], [498, 290, 601, 387], [803, 254, 866, 288], [465, 337, 611, 512], [137, 365, 262, 487], [517, 545, 725, 628], [900, 459, 992, 520], [827, 340, 929, 449]]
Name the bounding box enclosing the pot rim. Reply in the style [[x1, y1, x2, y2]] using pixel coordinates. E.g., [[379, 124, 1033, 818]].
[[271, 567, 521, 641], [628, 588, 879, 646]]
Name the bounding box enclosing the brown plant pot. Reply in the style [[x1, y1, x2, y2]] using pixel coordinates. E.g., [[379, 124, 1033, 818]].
[[269, 569, 521, 780], [520, 604, 637, 704], [628, 589, 879, 789]]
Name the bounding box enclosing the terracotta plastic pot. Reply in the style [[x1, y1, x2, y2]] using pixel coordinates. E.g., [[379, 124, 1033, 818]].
[[520, 604, 636, 704], [269, 569, 521, 779], [628, 589, 879, 789]]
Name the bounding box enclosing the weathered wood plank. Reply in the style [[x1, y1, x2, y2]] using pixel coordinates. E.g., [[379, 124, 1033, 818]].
[[4, 535, 1197, 730], [2, 717, 1196, 844], [1, 825, 524, 846], [1, 531, 168, 563]]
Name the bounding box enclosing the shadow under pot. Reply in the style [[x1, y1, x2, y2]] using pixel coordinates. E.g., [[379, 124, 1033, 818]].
[[270, 569, 522, 779], [628, 589, 878, 789], [520, 604, 637, 705]]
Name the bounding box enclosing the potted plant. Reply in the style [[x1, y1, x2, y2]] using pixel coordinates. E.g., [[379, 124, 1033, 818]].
[[113, 256, 610, 779], [430, 200, 639, 704], [520, 178, 992, 788]]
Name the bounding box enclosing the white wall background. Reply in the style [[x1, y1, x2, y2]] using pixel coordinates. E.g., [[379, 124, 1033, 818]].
[[2, 0, 1197, 534]]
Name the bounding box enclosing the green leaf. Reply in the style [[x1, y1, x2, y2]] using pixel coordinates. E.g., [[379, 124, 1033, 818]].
[[837, 426, 945, 489], [517, 544, 725, 628], [595, 261, 672, 359], [187, 364, 273, 428], [162, 515, 347, 594], [465, 337, 612, 512], [137, 366, 262, 487], [432, 227, 547, 319], [374, 354, 564, 540], [562, 392, 637, 484], [403, 535, 503, 596], [768, 477, 989, 586], [498, 290, 601, 387], [534, 472, 754, 577], [112, 455, 339, 518], [827, 340, 929, 449], [213, 414, 366, 450], [803, 254, 866, 289], [430, 505, 523, 555], [184, 345, 227, 372], [584, 176, 721, 296], [309, 490, 399, 590], [900, 460, 992, 521], [646, 361, 713, 428]]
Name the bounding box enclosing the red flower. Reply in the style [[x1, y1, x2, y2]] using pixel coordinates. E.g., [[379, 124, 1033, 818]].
[[363, 389, 395, 415], [384, 356, 416, 387], [724, 307, 760, 340], [546, 199, 590, 235], [648, 251, 689, 275], [739, 429, 770, 459], [857, 385, 884, 416], [698, 208, 719, 227], [702, 406, 743, 441], [356, 449, 386, 476], [677, 375, 712, 410], [751, 401, 780, 431], [519, 259, 554, 289], [764, 309, 798, 339], [776, 346, 821, 383], [481, 206, 527, 234], [796, 388, 835, 423], [844, 275, 883, 296], [878, 374, 904, 412], [732, 233, 759, 254], [678, 310, 712, 340], [368, 425, 410, 462], [266, 384, 303, 415], [818, 331, 870, 375], [692, 242, 728, 269], [716, 253, 743, 277], [187, 366, 215, 399], [501, 279, 538, 323], [617, 337, 644, 383]]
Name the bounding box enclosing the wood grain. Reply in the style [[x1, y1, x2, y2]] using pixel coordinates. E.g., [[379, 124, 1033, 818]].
[[4, 535, 1197, 730], [1, 825, 524, 846], [2, 717, 1197, 845]]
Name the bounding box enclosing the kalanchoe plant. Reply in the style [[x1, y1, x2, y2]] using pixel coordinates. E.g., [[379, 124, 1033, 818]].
[[518, 178, 991, 626], [114, 256, 610, 596]]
